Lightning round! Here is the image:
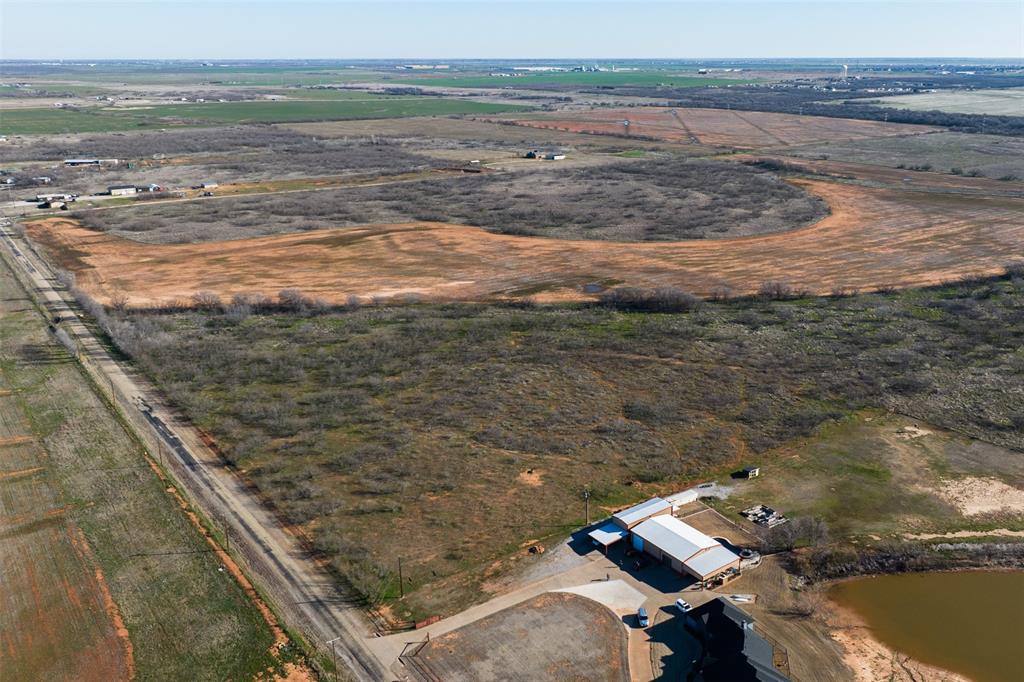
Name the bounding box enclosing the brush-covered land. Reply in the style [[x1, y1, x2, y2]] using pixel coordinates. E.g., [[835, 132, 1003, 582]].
[[75, 158, 827, 242], [100, 271, 1024, 618]]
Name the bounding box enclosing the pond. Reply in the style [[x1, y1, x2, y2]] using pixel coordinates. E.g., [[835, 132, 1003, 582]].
[[829, 570, 1024, 682]]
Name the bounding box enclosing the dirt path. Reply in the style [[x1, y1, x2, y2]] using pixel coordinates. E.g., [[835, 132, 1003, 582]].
[[26, 178, 1024, 307]]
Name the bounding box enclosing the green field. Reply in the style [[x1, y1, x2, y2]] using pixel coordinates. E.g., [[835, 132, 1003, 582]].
[[0, 260, 281, 680], [396, 71, 750, 89], [0, 98, 530, 135]]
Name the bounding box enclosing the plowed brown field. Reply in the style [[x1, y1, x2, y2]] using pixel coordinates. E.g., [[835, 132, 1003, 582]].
[[499, 107, 940, 148], [28, 179, 1024, 307]]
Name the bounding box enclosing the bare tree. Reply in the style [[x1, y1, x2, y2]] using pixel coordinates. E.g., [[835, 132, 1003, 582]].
[[191, 290, 222, 309]]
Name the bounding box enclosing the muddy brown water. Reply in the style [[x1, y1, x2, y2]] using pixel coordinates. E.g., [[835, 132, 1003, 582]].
[[829, 570, 1024, 682]]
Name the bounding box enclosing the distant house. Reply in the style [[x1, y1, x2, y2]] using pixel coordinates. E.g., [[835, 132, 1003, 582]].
[[108, 185, 137, 196], [544, 153, 566, 161], [684, 598, 791, 681], [64, 159, 101, 167], [742, 466, 760, 479], [201, 182, 218, 189]]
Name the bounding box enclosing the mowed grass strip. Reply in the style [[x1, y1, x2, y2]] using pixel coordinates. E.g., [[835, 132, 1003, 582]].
[[0, 98, 531, 135], [0, 262, 280, 680]]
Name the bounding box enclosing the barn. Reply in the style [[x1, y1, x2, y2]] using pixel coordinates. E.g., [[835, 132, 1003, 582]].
[[631, 514, 740, 581]]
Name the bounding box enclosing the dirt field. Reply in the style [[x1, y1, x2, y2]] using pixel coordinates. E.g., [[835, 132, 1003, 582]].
[[28, 178, 1024, 307], [405, 592, 629, 682], [496, 107, 940, 148]]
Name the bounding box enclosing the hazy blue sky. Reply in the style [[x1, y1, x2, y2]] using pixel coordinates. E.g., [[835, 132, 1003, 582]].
[[2, 1, 1021, 60]]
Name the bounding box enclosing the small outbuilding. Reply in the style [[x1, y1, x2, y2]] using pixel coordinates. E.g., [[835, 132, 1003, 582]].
[[742, 467, 760, 479], [108, 185, 137, 196]]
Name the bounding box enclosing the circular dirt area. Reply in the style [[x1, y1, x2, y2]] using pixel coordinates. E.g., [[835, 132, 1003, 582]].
[[408, 592, 629, 682]]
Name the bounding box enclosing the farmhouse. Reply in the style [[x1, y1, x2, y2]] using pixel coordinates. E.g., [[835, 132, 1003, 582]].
[[685, 597, 791, 681], [108, 185, 137, 196]]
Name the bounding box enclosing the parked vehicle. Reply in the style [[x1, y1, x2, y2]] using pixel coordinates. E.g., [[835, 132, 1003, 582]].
[[637, 607, 649, 627], [675, 598, 692, 613]]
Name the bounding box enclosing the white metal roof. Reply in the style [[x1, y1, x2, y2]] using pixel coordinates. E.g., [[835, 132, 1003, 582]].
[[613, 497, 670, 527], [632, 515, 719, 563], [665, 489, 699, 507], [587, 521, 629, 547], [684, 545, 740, 579]]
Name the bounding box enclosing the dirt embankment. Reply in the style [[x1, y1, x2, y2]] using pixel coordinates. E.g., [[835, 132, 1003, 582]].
[[827, 601, 969, 682], [26, 178, 1024, 308]]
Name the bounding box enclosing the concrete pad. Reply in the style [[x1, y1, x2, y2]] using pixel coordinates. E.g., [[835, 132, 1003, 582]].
[[555, 579, 647, 614]]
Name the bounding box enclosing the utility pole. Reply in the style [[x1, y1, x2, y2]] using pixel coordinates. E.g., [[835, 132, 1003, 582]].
[[327, 636, 341, 681], [583, 486, 591, 526], [398, 557, 404, 598]]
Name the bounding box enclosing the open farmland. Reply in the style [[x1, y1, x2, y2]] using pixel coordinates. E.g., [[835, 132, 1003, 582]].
[[865, 88, 1024, 116], [30, 178, 1024, 306], [394, 71, 745, 89], [282, 116, 712, 153], [775, 130, 1024, 180], [98, 273, 1024, 619], [0, 259, 281, 679], [0, 396, 131, 681], [0, 98, 530, 135], [71, 159, 827, 242], [495, 107, 941, 148], [6, 140, 447, 195]]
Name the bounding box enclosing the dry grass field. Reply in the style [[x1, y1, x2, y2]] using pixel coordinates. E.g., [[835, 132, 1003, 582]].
[[29, 179, 1024, 307], [866, 88, 1024, 116], [282, 116, 711, 153], [775, 131, 1024, 180], [0, 259, 279, 680], [0, 396, 132, 682], [495, 107, 940, 148]]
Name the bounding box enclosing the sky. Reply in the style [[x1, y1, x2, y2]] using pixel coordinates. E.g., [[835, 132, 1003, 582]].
[[1, 1, 1021, 60]]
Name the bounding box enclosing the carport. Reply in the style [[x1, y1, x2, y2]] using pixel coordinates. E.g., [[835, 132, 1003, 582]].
[[588, 521, 629, 553]]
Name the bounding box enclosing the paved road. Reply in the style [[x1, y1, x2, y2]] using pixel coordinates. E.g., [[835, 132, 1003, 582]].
[[0, 223, 390, 682]]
